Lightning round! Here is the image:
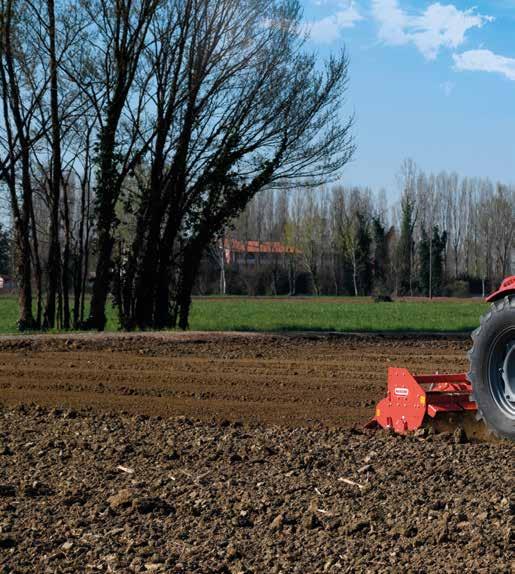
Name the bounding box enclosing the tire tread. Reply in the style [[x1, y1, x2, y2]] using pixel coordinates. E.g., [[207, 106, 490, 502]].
[[467, 295, 515, 440]]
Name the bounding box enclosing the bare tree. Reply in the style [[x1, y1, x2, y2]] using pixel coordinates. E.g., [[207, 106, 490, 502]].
[[114, 0, 354, 330], [0, 0, 51, 329], [67, 0, 161, 330], [491, 184, 514, 282], [295, 190, 325, 295], [41, 0, 63, 328]]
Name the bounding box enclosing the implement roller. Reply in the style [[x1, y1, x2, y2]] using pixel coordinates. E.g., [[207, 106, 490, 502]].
[[368, 276, 515, 441]]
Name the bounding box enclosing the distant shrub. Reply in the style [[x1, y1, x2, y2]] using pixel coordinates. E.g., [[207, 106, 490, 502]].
[[374, 294, 393, 303], [294, 272, 314, 295], [444, 280, 470, 298], [372, 282, 393, 303], [226, 270, 248, 295]]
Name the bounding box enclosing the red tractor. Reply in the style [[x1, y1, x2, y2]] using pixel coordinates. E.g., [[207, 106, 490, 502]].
[[369, 276, 515, 441]]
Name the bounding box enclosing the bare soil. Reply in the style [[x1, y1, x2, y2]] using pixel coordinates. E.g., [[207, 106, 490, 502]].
[[0, 332, 471, 427], [0, 333, 512, 573]]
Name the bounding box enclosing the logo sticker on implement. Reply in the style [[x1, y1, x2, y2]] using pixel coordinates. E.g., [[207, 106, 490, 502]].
[[394, 387, 409, 397]]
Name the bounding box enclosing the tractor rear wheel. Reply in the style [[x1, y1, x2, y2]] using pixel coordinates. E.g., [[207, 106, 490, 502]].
[[468, 296, 515, 440]]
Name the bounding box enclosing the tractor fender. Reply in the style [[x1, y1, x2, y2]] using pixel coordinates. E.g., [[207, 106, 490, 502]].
[[486, 276, 515, 303]]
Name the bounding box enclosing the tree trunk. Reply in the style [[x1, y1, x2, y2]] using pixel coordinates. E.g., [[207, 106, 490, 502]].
[[80, 189, 92, 325], [177, 246, 202, 330], [130, 113, 193, 329], [288, 257, 296, 296], [29, 197, 43, 327], [88, 224, 115, 331], [1, 0, 36, 330], [133, 198, 166, 328], [220, 246, 226, 296], [352, 252, 358, 296], [86, 126, 119, 331], [43, 0, 62, 329], [151, 199, 185, 328], [429, 235, 433, 300], [62, 181, 71, 328], [153, 244, 175, 329], [73, 183, 86, 328], [15, 223, 35, 331]]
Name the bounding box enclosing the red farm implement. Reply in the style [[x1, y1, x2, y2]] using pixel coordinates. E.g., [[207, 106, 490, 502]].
[[366, 368, 479, 437], [368, 277, 515, 441]]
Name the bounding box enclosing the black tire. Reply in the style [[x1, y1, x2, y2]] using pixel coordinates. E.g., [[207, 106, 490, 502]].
[[468, 296, 515, 440]]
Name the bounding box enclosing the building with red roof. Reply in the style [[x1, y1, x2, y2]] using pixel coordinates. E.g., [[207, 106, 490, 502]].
[[223, 239, 300, 266]]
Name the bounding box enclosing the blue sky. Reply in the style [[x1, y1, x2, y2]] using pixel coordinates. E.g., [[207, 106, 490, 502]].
[[302, 0, 515, 197]]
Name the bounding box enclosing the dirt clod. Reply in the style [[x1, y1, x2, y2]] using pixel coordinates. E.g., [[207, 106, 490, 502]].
[[0, 535, 16, 549], [0, 485, 15, 498], [108, 488, 134, 510], [270, 513, 284, 531], [453, 427, 468, 444]]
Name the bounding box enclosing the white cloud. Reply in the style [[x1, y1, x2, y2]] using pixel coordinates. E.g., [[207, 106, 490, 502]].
[[308, 2, 363, 43], [372, 0, 409, 46], [372, 1, 493, 60], [453, 49, 515, 81]]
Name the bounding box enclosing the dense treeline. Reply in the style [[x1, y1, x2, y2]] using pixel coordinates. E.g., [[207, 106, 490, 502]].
[[0, 0, 354, 331], [197, 161, 514, 298]]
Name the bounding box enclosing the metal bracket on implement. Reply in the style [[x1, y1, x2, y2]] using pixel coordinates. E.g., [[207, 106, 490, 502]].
[[366, 368, 477, 434]]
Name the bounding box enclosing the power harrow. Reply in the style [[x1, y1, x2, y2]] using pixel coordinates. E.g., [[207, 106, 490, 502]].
[[368, 276, 515, 441]]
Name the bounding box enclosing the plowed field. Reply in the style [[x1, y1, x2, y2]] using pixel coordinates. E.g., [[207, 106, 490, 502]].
[[0, 333, 513, 573], [0, 332, 470, 427]]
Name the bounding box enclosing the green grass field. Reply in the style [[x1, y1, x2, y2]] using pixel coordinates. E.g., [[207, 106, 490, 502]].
[[189, 298, 488, 333], [0, 294, 489, 334]]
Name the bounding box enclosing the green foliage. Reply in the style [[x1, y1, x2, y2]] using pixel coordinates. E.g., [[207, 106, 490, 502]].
[[396, 195, 416, 295], [419, 226, 447, 297], [444, 280, 470, 298], [355, 210, 372, 295], [431, 226, 447, 295], [372, 217, 387, 285], [0, 224, 10, 276], [419, 227, 430, 294], [371, 216, 392, 299]]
